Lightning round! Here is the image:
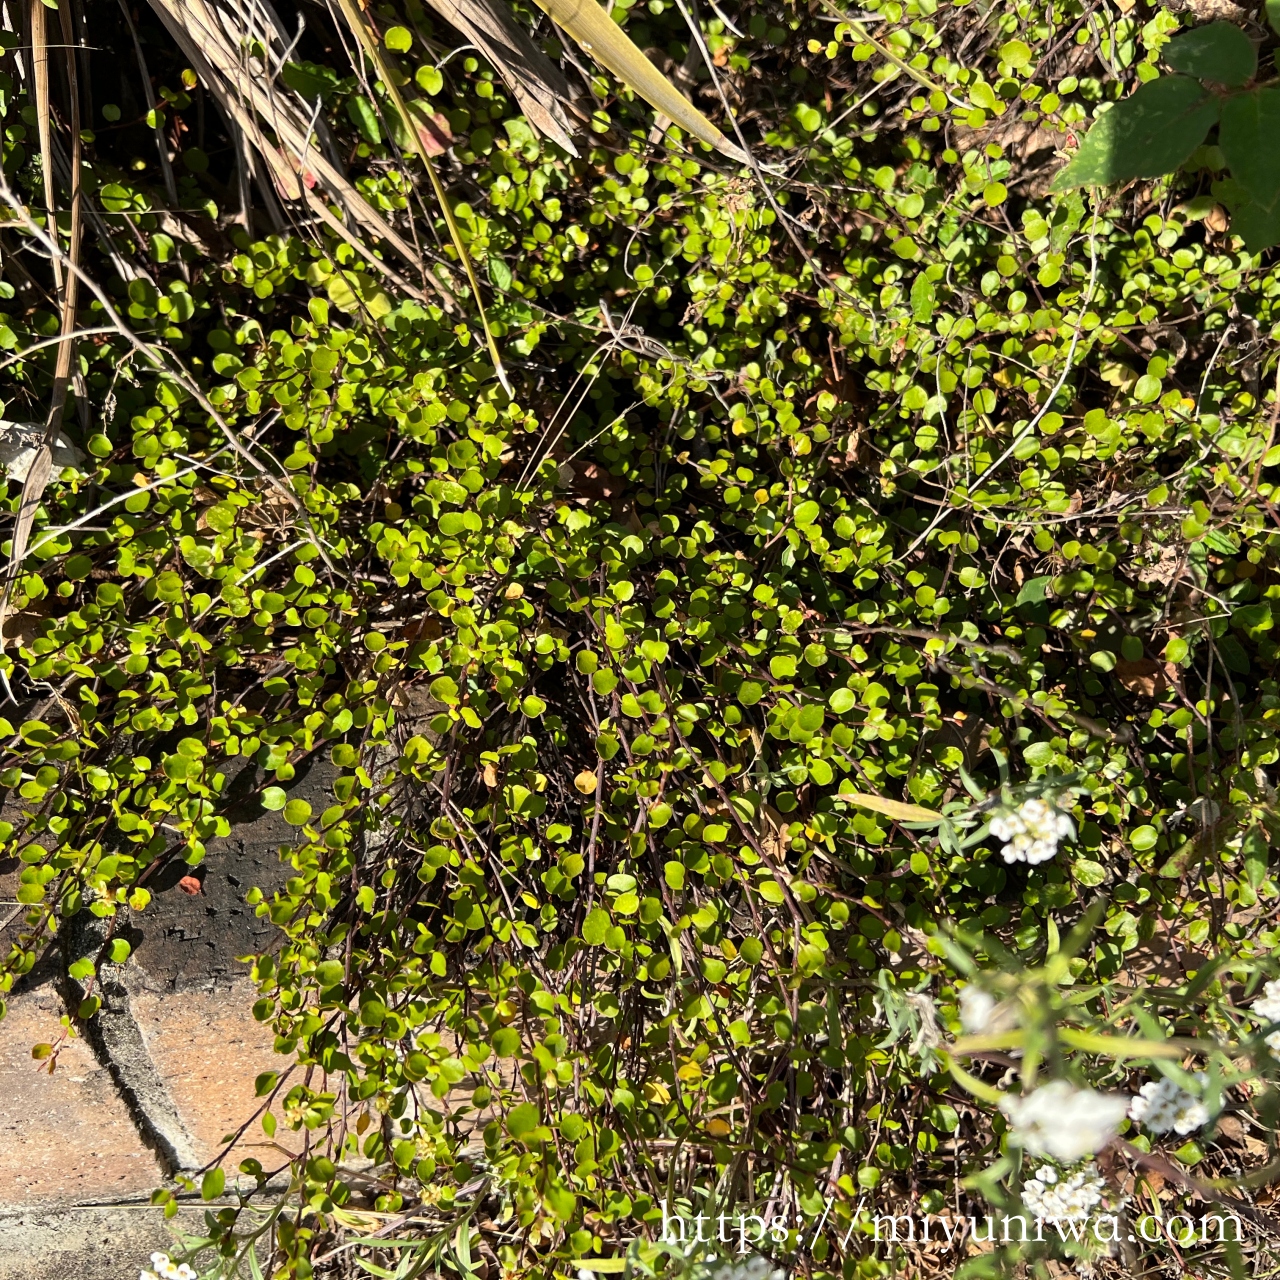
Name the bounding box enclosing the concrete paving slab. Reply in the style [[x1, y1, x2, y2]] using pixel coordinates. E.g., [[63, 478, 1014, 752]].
[[0, 1203, 204, 1280]]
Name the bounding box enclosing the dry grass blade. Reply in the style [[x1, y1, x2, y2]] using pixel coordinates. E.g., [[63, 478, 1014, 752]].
[[533, 0, 749, 164], [331, 0, 512, 395], [1, 2, 85, 650], [27, 1, 57, 284], [145, 0, 436, 288], [420, 0, 583, 155], [4, 447, 53, 618], [117, 0, 182, 209]]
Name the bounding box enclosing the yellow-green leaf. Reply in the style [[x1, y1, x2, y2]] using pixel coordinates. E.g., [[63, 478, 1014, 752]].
[[1057, 1028, 1189, 1059], [838, 790, 944, 824]]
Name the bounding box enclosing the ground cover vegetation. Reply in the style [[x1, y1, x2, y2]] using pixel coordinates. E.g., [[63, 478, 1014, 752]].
[[4, 0, 1280, 1275]]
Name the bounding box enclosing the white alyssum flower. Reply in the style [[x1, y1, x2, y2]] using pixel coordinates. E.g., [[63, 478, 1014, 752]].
[[959, 985, 997, 1034], [140, 1253, 196, 1280], [1253, 980, 1280, 1058], [707, 1258, 784, 1280], [1254, 980, 1280, 1022], [989, 796, 1075, 866], [1001, 1080, 1130, 1161], [1021, 1164, 1107, 1223], [1128, 1075, 1209, 1136]]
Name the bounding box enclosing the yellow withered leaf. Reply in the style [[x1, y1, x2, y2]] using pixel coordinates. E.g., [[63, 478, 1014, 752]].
[[533, 0, 748, 165], [838, 790, 945, 824]]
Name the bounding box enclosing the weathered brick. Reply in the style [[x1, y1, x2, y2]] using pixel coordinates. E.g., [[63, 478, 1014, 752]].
[[132, 980, 303, 1163], [0, 986, 163, 1205]]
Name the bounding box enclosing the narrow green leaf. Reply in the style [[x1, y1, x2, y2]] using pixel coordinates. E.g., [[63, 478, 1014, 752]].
[[1243, 824, 1271, 889], [1057, 1027, 1189, 1059], [346, 94, 381, 145], [489, 257, 512, 292], [1051, 76, 1219, 190], [281, 62, 336, 102], [910, 273, 935, 322], [1016, 574, 1051, 605], [942, 1051, 1006, 1104]]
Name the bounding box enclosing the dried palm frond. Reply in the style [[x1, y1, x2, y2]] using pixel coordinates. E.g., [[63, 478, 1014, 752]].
[[418, 0, 585, 156], [145, 0, 435, 290], [139, 0, 747, 396]]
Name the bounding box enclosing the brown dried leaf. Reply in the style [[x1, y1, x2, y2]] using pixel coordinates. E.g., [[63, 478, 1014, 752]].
[[1115, 657, 1170, 698], [571, 461, 623, 500], [178, 875, 203, 895], [1216, 1114, 1246, 1143], [1205, 204, 1230, 234], [407, 104, 454, 157], [2, 611, 48, 650]]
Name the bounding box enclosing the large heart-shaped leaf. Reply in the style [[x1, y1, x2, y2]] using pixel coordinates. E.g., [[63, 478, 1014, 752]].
[[1218, 87, 1280, 250], [1162, 21, 1256, 87], [1052, 75, 1219, 191]]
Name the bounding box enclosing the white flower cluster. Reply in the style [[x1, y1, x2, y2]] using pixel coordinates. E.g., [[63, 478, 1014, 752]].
[[1001, 1080, 1129, 1161], [707, 1258, 785, 1280], [1128, 1075, 1209, 1136], [989, 796, 1075, 866], [586, 1257, 784, 1280], [1021, 1164, 1107, 1223], [140, 1255, 196, 1280], [1254, 980, 1280, 1057], [959, 985, 997, 1034]]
